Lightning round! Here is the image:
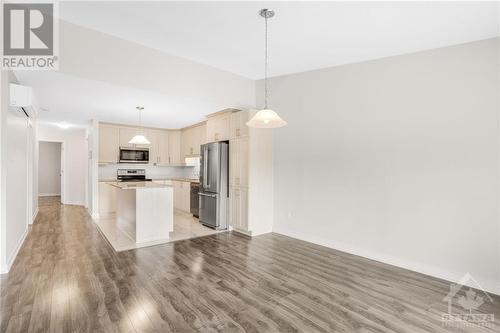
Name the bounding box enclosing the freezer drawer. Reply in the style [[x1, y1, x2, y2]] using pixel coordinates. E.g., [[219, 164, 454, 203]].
[[199, 192, 228, 230], [199, 192, 218, 228]]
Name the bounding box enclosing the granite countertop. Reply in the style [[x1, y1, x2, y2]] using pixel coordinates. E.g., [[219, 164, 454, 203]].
[[168, 178, 200, 183], [106, 181, 173, 190], [99, 178, 199, 183]]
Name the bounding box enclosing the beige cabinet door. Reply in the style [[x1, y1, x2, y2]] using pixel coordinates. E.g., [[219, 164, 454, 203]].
[[174, 181, 190, 212], [230, 137, 249, 187], [99, 125, 119, 163], [146, 129, 159, 164], [230, 111, 249, 139], [230, 187, 248, 231], [182, 181, 191, 212], [230, 139, 239, 187], [168, 131, 181, 164], [173, 181, 180, 209], [182, 125, 205, 157], [206, 117, 216, 143], [99, 183, 116, 216], [157, 130, 169, 164], [230, 187, 240, 228], [207, 113, 231, 142], [189, 124, 205, 156], [191, 126, 200, 156], [198, 123, 207, 146], [216, 113, 230, 141], [238, 187, 248, 231], [181, 127, 193, 159]]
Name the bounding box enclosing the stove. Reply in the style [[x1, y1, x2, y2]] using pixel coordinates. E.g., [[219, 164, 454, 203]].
[[117, 169, 152, 182]]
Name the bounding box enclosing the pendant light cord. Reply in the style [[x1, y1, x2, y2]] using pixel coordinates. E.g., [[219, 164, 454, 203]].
[[140, 109, 143, 134], [264, 13, 269, 109]]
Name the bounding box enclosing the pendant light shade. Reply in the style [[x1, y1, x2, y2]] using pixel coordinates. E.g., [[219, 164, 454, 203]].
[[247, 9, 287, 129], [129, 106, 151, 145], [246, 109, 287, 128], [129, 134, 151, 145]]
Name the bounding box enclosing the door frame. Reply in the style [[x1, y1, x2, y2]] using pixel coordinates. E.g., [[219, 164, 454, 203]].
[[38, 140, 65, 204]]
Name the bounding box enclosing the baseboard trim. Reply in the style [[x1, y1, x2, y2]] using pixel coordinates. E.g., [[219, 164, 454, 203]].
[[232, 228, 253, 237], [63, 201, 85, 206], [31, 207, 39, 224], [1, 228, 28, 274], [38, 193, 61, 197], [273, 228, 500, 296]]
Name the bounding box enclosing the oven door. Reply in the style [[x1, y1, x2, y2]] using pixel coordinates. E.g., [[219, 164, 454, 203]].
[[119, 148, 149, 163]]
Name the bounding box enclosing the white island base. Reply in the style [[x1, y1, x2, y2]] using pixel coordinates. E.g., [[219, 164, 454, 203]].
[[98, 182, 174, 251]]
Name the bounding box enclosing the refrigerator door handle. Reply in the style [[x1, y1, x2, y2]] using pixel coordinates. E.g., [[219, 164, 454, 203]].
[[203, 146, 208, 189], [198, 192, 217, 198]]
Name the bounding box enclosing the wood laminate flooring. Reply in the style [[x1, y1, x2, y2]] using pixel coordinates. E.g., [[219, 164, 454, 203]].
[[0, 198, 499, 332]]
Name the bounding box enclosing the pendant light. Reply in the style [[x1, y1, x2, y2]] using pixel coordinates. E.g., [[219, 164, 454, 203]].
[[129, 106, 151, 145], [247, 9, 287, 129]]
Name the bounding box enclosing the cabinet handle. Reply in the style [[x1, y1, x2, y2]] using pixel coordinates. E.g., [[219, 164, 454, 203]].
[[190, 147, 193, 155], [168, 156, 171, 164], [236, 128, 240, 137], [215, 133, 219, 140]]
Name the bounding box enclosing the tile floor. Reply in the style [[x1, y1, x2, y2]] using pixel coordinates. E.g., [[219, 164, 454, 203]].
[[95, 210, 223, 251]]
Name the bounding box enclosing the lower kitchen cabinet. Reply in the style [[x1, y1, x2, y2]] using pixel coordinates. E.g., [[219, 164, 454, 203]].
[[99, 182, 116, 216], [173, 181, 191, 213], [230, 186, 248, 232]]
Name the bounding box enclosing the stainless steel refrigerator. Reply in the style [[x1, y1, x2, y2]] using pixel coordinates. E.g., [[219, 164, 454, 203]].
[[198, 142, 229, 229]]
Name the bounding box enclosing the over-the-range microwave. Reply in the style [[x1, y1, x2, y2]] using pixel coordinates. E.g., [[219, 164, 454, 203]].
[[119, 147, 149, 164]]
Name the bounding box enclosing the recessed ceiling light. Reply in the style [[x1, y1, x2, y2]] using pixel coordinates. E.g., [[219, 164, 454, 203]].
[[57, 122, 71, 129]]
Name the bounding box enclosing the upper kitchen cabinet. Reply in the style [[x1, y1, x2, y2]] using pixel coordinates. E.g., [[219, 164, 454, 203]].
[[181, 122, 206, 159], [198, 123, 207, 145], [230, 110, 249, 139], [157, 130, 169, 165], [99, 124, 119, 163], [206, 111, 232, 142], [147, 129, 169, 165], [181, 127, 193, 158], [168, 130, 181, 164]]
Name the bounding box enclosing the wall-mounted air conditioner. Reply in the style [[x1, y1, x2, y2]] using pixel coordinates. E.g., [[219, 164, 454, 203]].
[[9, 84, 34, 117]]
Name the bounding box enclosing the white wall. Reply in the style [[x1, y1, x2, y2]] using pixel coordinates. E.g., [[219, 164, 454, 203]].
[[38, 125, 88, 206], [29, 116, 38, 223], [88, 120, 98, 217], [261, 38, 500, 294], [0, 71, 32, 273], [38, 142, 62, 196]]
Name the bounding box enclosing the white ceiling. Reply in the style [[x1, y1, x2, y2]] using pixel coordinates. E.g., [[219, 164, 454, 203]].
[[14, 2, 499, 129], [60, 1, 500, 79], [14, 71, 219, 129]]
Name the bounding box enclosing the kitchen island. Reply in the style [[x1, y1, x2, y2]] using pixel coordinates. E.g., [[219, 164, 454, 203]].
[[103, 181, 174, 250]]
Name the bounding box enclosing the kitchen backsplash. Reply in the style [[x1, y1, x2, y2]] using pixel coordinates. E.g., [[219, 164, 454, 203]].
[[98, 164, 198, 180]]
